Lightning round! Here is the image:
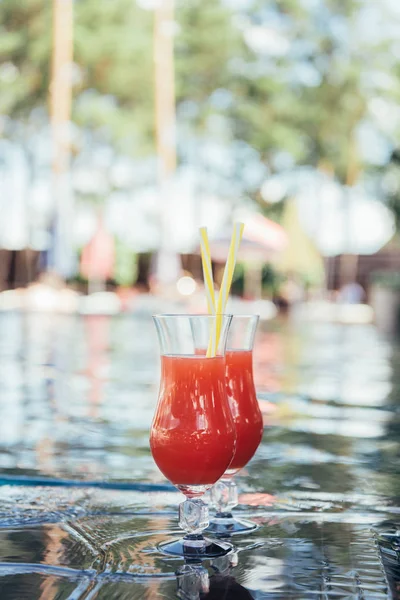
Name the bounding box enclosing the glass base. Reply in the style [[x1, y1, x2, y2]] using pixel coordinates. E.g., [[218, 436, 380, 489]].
[[157, 534, 233, 559], [205, 512, 259, 537]]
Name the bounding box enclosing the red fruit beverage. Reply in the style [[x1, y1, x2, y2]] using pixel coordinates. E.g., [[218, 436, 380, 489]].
[[225, 349, 263, 474], [150, 355, 236, 496]]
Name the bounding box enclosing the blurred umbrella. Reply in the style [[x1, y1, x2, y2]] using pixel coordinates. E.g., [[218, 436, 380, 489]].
[[205, 213, 287, 300], [208, 213, 287, 263], [80, 217, 115, 294], [278, 200, 324, 285]]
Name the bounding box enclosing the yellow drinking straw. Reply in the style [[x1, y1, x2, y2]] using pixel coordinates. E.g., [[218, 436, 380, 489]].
[[199, 227, 216, 315], [199, 223, 245, 357], [216, 222, 245, 314]]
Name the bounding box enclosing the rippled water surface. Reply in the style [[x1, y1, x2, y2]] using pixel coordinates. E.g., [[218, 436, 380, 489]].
[[0, 312, 399, 598]]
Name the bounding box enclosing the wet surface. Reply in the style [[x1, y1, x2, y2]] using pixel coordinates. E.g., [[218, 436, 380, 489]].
[[0, 312, 399, 598]]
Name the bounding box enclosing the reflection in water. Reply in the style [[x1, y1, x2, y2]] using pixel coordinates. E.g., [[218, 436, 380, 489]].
[[176, 563, 210, 599], [0, 490, 395, 598], [176, 552, 252, 600], [204, 575, 253, 600], [84, 315, 110, 419], [0, 314, 399, 597], [39, 526, 68, 599], [375, 521, 400, 599], [0, 312, 399, 496], [253, 329, 283, 394]]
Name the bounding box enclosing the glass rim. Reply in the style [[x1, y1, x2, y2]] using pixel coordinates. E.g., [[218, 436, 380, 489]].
[[152, 313, 260, 318], [229, 314, 260, 319], [152, 313, 233, 318]]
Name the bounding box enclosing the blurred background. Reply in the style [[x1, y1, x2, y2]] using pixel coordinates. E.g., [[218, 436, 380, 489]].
[[1, 0, 400, 331], [2, 5, 400, 597]]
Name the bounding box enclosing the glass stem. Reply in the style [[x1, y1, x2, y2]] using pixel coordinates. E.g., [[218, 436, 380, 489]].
[[211, 477, 238, 518], [179, 498, 209, 538]]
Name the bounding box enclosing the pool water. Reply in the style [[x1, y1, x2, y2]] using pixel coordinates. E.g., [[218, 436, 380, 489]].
[[0, 312, 399, 598]]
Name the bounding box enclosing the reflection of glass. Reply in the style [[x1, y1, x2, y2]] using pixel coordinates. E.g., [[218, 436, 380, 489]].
[[151, 315, 236, 558], [211, 550, 239, 575], [176, 562, 210, 600], [208, 315, 263, 536], [176, 554, 252, 600]]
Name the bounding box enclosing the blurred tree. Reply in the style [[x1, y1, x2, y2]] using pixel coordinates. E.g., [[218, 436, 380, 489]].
[[73, 0, 154, 155], [228, 0, 367, 184], [378, 153, 400, 233], [114, 238, 138, 286], [0, 0, 52, 119], [175, 0, 245, 118], [0, 0, 399, 216]]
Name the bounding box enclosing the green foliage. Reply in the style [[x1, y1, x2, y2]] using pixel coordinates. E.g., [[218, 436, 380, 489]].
[[230, 263, 245, 296], [225, 0, 368, 182], [73, 0, 154, 155], [261, 263, 285, 295], [0, 0, 51, 117], [230, 262, 284, 296], [175, 0, 244, 103], [370, 271, 400, 291], [0, 0, 398, 203], [114, 239, 138, 286]]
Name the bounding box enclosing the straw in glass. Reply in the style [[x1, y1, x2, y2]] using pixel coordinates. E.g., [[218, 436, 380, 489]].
[[199, 223, 244, 356]]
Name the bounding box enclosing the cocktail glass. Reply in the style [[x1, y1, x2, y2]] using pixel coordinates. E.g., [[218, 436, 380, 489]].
[[207, 315, 263, 536], [151, 314, 236, 558]]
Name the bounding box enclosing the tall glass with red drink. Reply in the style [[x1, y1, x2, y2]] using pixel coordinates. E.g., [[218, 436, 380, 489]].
[[150, 314, 236, 558], [207, 315, 263, 535]]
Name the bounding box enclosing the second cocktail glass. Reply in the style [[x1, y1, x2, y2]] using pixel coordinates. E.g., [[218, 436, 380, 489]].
[[150, 314, 236, 558], [207, 314, 263, 536]]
